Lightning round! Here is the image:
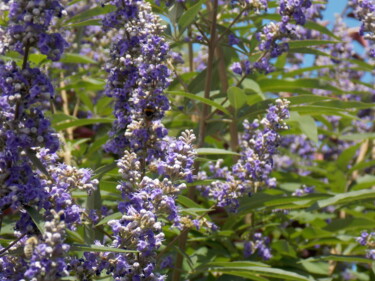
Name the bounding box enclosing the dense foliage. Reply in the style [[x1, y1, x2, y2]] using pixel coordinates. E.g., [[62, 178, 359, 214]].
[[0, 0, 374, 280]]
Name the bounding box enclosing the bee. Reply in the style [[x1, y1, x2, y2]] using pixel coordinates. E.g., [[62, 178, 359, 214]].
[[24, 236, 38, 259], [143, 106, 156, 122]]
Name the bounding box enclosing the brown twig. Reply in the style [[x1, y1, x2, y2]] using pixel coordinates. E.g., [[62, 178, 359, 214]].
[[0, 232, 27, 257]]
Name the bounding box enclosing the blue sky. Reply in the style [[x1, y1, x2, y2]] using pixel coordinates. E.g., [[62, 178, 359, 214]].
[[323, 0, 365, 53]]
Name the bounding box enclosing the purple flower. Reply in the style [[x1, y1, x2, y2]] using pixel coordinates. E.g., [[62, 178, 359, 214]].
[[199, 99, 290, 211], [244, 232, 272, 260], [6, 0, 68, 59]]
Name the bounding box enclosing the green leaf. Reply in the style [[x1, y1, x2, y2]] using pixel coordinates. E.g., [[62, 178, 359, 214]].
[[349, 160, 375, 173], [66, 5, 116, 23], [304, 255, 374, 264], [96, 212, 122, 226], [258, 78, 343, 93], [227, 86, 247, 110], [94, 162, 118, 179], [304, 21, 339, 40], [168, 2, 185, 25], [282, 65, 337, 78], [323, 217, 375, 232], [199, 261, 270, 269], [196, 148, 240, 156], [51, 113, 77, 124], [70, 244, 137, 253], [177, 195, 203, 208], [289, 47, 333, 58], [178, 0, 204, 32], [167, 91, 231, 116], [205, 265, 311, 281], [76, 91, 94, 112], [309, 189, 375, 210], [64, 19, 101, 28], [287, 95, 334, 105], [289, 112, 318, 143], [340, 133, 375, 141], [26, 149, 50, 178], [242, 79, 264, 99], [351, 175, 375, 190], [337, 143, 361, 171], [28, 54, 48, 65], [288, 40, 341, 49], [54, 118, 114, 131], [60, 53, 97, 64], [312, 100, 374, 109], [24, 206, 45, 234], [66, 229, 85, 244]]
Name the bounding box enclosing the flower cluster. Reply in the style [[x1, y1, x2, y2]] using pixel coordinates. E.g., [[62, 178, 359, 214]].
[[233, 99, 289, 184], [274, 134, 316, 175], [6, 0, 68, 60], [356, 231, 375, 260], [231, 0, 320, 75], [37, 148, 98, 228], [99, 129, 196, 280], [292, 185, 314, 197], [244, 232, 272, 260], [71, 1, 198, 279], [23, 210, 70, 280], [153, 130, 196, 182], [0, 146, 98, 279], [102, 0, 171, 156], [350, 0, 375, 57], [0, 0, 101, 279], [0, 61, 59, 212], [198, 99, 290, 211], [279, 0, 312, 25], [233, 0, 268, 13]]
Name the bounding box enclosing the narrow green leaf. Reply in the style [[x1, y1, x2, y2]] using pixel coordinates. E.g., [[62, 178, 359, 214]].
[[227, 86, 247, 110], [288, 40, 340, 49], [304, 21, 339, 40], [76, 91, 94, 112], [258, 78, 343, 93], [287, 95, 334, 105], [290, 112, 318, 143], [60, 53, 97, 64], [168, 2, 184, 25], [94, 162, 118, 179], [51, 113, 77, 125], [351, 175, 375, 190], [349, 160, 375, 173], [178, 0, 204, 32], [289, 47, 333, 58], [312, 100, 374, 109], [66, 229, 85, 244], [340, 133, 375, 141], [64, 19, 101, 28], [54, 118, 115, 131], [177, 195, 202, 208], [167, 91, 231, 116], [207, 265, 311, 281], [304, 255, 373, 264], [196, 148, 240, 156], [24, 206, 45, 234], [201, 261, 270, 268], [66, 5, 116, 23], [242, 79, 264, 99], [310, 189, 375, 210], [26, 149, 50, 178], [70, 244, 137, 253], [96, 212, 122, 226], [337, 143, 361, 171]]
